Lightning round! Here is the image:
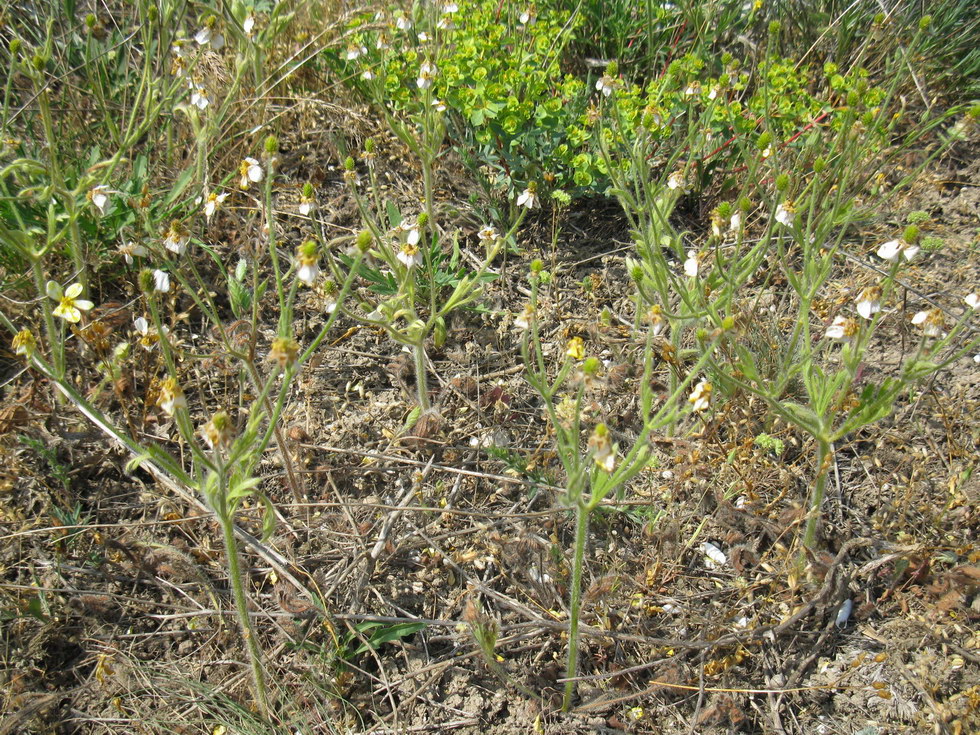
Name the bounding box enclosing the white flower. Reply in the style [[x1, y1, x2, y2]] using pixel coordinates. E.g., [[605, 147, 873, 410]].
[[239, 157, 263, 189], [403, 222, 421, 246], [190, 86, 210, 110], [345, 44, 367, 60], [157, 378, 186, 416], [153, 269, 170, 292], [443, 2, 459, 12], [418, 31, 430, 43], [729, 212, 742, 232], [203, 191, 228, 220], [761, 146, 772, 159], [774, 201, 795, 227], [299, 195, 314, 216], [974, 354, 980, 364], [361, 69, 375, 80], [595, 74, 619, 97], [50, 282, 94, 323], [516, 187, 538, 209], [708, 86, 719, 100], [194, 27, 224, 50], [243, 15, 256, 37], [825, 315, 857, 341], [683, 250, 699, 278], [118, 241, 147, 264], [911, 308, 943, 337], [855, 286, 882, 320], [88, 185, 110, 215], [963, 292, 978, 309], [397, 243, 423, 269], [417, 61, 437, 89], [514, 303, 534, 330], [667, 170, 686, 191], [163, 221, 190, 254], [519, 10, 536, 25], [432, 98, 447, 112], [436, 16, 454, 30], [876, 238, 919, 263], [395, 14, 412, 31], [134, 316, 168, 350], [684, 83, 699, 97], [478, 225, 500, 243], [297, 261, 320, 286], [689, 379, 712, 412]]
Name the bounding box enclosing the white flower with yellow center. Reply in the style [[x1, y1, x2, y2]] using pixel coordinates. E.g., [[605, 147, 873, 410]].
[[49, 282, 94, 323], [911, 308, 943, 337], [478, 225, 500, 244], [157, 378, 186, 416], [966, 292, 979, 310], [516, 186, 538, 209], [855, 285, 882, 320], [299, 194, 314, 216], [190, 85, 210, 110], [825, 315, 858, 341], [514, 303, 534, 330], [345, 44, 367, 60], [163, 221, 190, 254], [203, 191, 228, 220], [118, 241, 148, 264], [398, 242, 423, 269], [595, 74, 619, 97], [395, 14, 412, 31], [417, 61, 437, 89], [876, 238, 919, 263], [667, 170, 686, 191], [774, 201, 795, 227], [689, 379, 712, 412], [239, 157, 263, 189], [243, 15, 256, 37], [134, 316, 168, 351]]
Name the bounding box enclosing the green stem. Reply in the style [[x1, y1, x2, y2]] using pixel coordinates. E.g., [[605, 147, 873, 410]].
[[562, 503, 590, 711], [413, 342, 431, 410], [31, 258, 63, 381], [219, 499, 272, 720], [802, 437, 832, 552]]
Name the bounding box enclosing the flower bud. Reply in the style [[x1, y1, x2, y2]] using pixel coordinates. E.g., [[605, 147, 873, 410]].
[[530, 259, 544, 274], [722, 315, 735, 331], [344, 156, 355, 171], [717, 201, 732, 218], [138, 268, 156, 294], [846, 90, 860, 107], [757, 132, 772, 151], [903, 225, 919, 244], [364, 137, 376, 154], [302, 181, 314, 198], [775, 173, 789, 192], [264, 134, 278, 154], [85, 14, 97, 29], [9, 38, 22, 55], [299, 239, 318, 258], [355, 229, 373, 252], [768, 20, 780, 35], [417, 212, 429, 228], [582, 356, 601, 377], [813, 157, 826, 174], [919, 15, 931, 30]]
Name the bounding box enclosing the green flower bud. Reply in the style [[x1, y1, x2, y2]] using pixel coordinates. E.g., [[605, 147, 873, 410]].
[[607, 61, 618, 77], [722, 315, 735, 331], [717, 201, 732, 218], [768, 20, 781, 35], [696, 328, 709, 342], [757, 131, 773, 150], [264, 135, 278, 154], [903, 225, 919, 244], [85, 14, 97, 29], [846, 90, 860, 107], [968, 104, 980, 120], [344, 156, 355, 171], [417, 212, 429, 228], [721, 52, 733, 66], [919, 15, 931, 31], [856, 78, 868, 95], [9, 38, 22, 55], [582, 356, 601, 376], [32, 54, 45, 71], [364, 137, 375, 154], [530, 259, 544, 274], [813, 157, 827, 174], [302, 182, 314, 198], [775, 173, 789, 192], [861, 111, 874, 128], [147, 5, 157, 21], [873, 13, 885, 25], [299, 239, 318, 258], [824, 62, 838, 76], [138, 269, 156, 294], [355, 229, 373, 252], [738, 196, 752, 213]]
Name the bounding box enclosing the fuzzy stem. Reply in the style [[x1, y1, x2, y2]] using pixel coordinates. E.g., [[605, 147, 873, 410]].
[[219, 502, 272, 720], [413, 342, 431, 410], [803, 437, 832, 552], [562, 504, 590, 712]]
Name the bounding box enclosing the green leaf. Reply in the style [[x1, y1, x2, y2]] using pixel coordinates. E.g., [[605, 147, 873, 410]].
[[258, 493, 277, 542], [164, 166, 195, 207], [352, 622, 426, 656]]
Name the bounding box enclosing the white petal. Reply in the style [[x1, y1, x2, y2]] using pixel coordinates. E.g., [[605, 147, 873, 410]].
[[911, 310, 928, 325], [876, 240, 900, 261], [134, 317, 148, 334], [965, 293, 979, 309]]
